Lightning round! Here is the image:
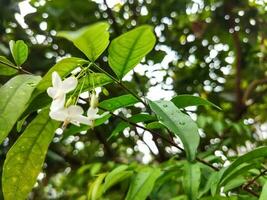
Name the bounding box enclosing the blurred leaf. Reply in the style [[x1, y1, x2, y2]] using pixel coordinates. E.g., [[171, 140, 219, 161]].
[[103, 165, 133, 192], [125, 167, 161, 200], [9, 40, 28, 66], [108, 25, 156, 79], [259, 180, 267, 200], [172, 95, 221, 110], [2, 109, 59, 200], [0, 56, 17, 75], [57, 22, 110, 61], [0, 74, 41, 144], [148, 100, 200, 161], [183, 162, 201, 200], [88, 173, 107, 200]]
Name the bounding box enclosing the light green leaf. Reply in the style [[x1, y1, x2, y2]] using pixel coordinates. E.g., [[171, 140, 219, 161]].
[[35, 57, 88, 93], [183, 162, 201, 200], [259, 180, 267, 200], [0, 56, 18, 75], [79, 73, 113, 92], [9, 40, 28, 66], [99, 94, 139, 111], [172, 95, 221, 110], [220, 147, 267, 186], [223, 176, 246, 193], [108, 114, 156, 140], [0, 74, 41, 144], [125, 167, 161, 200], [57, 22, 110, 61], [148, 100, 200, 161], [103, 165, 133, 192], [2, 109, 59, 200], [108, 25, 156, 79], [88, 173, 107, 200]]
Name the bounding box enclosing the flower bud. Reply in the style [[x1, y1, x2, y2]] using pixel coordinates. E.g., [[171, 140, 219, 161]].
[[90, 92, 99, 108]]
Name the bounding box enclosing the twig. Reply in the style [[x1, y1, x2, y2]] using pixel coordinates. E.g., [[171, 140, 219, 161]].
[[0, 60, 33, 75]]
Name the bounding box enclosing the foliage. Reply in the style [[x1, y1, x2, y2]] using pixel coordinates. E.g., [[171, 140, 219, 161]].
[[1, 0, 267, 199]]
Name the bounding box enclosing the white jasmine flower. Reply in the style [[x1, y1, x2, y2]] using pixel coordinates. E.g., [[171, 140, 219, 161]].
[[87, 107, 109, 121], [47, 71, 78, 111], [49, 105, 92, 127]]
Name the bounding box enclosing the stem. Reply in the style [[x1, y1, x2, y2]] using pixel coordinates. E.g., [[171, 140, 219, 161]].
[[92, 63, 148, 108], [99, 106, 219, 171], [0, 60, 33, 75]]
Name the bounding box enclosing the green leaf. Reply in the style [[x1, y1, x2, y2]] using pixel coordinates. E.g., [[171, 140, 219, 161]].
[[109, 114, 156, 140], [2, 109, 59, 200], [0, 74, 41, 144], [78, 73, 113, 92], [9, 40, 28, 66], [57, 22, 110, 61], [0, 56, 18, 75], [88, 173, 107, 200], [108, 25, 156, 79], [35, 57, 88, 93], [183, 162, 201, 200], [223, 176, 246, 193], [103, 165, 133, 192], [172, 95, 221, 110], [220, 147, 267, 185], [148, 100, 200, 161], [125, 167, 161, 200], [99, 94, 139, 111], [146, 121, 166, 130], [259, 180, 267, 200]]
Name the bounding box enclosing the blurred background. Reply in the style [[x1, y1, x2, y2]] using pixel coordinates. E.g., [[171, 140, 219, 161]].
[[1, 0, 267, 199]]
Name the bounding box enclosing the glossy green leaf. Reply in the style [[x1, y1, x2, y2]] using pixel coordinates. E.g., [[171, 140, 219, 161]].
[[108, 114, 155, 140], [108, 25, 156, 79], [223, 176, 246, 193], [259, 180, 267, 200], [103, 165, 133, 192], [35, 57, 88, 93], [0, 56, 17, 75], [9, 40, 28, 66], [220, 147, 267, 185], [148, 100, 200, 161], [172, 95, 221, 110], [88, 173, 107, 200], [99, 94, 139, 111], [2, 109, 59, 200], [125, 167, 161, 200], [57, 22, 110, 61], [0, 74, 41, 144], [183, 162, 201, 200]]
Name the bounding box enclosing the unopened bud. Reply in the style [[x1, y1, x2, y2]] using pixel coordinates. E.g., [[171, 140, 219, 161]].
[[90, 92, 99, 108]]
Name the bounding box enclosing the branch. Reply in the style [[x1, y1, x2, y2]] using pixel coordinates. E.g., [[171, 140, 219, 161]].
[[0, 60, 33, 75], [103, 0, 120, 35], [243, 78, 267, 105]]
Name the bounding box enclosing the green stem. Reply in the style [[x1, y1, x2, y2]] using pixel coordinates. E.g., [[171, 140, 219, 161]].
[[0, 60, 32, 75], [92, 62, 148, 108]]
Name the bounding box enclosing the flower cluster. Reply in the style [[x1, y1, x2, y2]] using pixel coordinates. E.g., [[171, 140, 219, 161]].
[[47, 71, 106, 127]]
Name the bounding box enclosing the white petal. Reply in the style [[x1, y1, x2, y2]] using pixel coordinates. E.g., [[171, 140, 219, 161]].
[[72, 115, 92, 126], [49, 109, 67, 121], [52, 71, 62, 88], [87, 107, 98, 117], [47, 87, 57, 98], [61, 77, 78, 93], [50, 95, 65, 111], [70, 120, 80, 126], [67, 105, 84, 116]]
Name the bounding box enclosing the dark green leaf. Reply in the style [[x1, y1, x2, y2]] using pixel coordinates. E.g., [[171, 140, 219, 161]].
[[148, 100, 200, 161], [172, 95, 221, 110]]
